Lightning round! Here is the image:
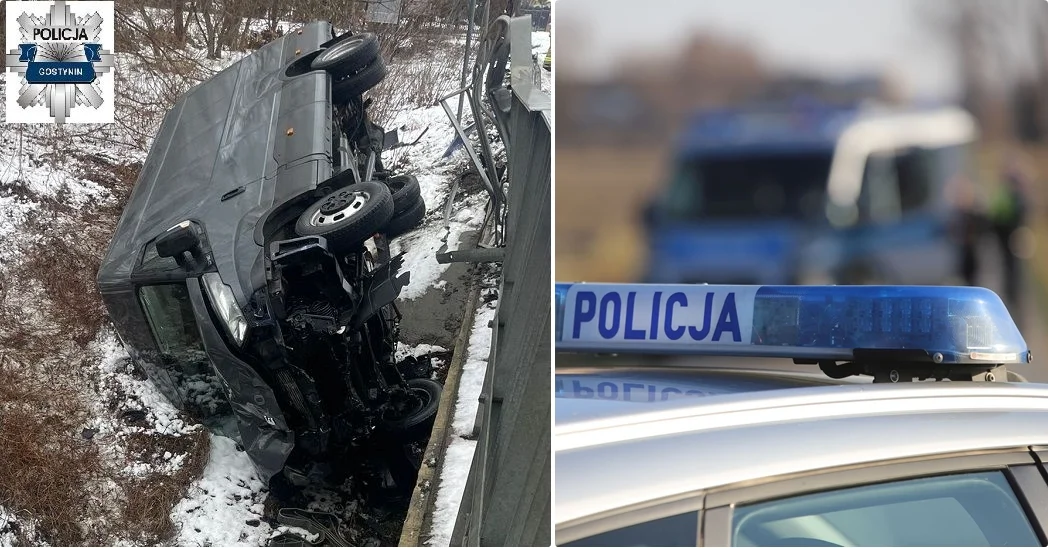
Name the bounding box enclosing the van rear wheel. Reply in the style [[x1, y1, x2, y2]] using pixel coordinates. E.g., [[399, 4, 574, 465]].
[[294, 182, 393, 253], [384, 197, 426, 240], [385, 174, 421, 215], [332, 57, 387, 101], [311, 33, 380, 79]]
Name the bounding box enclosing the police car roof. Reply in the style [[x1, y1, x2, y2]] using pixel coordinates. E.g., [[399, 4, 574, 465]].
[[555, 381, 1048, 526]]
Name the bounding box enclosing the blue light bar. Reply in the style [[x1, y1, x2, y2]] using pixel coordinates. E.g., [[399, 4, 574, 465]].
[[555, 284, 1029, 365]]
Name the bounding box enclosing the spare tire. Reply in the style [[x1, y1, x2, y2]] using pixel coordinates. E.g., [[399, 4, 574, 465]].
[[294, 182, 393, 253], [311, 33, 380, 79], [332, 57, 388, 101], [386, 174, 421, 215]]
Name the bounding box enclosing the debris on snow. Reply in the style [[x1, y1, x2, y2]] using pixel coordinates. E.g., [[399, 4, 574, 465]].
[[386, 105, 489, 301], [396, 342, 450, 362]]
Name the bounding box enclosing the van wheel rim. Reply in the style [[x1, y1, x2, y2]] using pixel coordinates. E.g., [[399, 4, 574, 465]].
[[320, 37, 366, 63], [386, 386, 430, 422], [312, 190, 369, 226]]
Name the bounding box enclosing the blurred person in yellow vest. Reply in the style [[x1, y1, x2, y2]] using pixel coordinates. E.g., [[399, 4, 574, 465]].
[[988, 154, 1031, 314]]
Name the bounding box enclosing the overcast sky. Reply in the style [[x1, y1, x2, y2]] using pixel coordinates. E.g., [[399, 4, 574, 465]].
[[554, 0, 965, 100]]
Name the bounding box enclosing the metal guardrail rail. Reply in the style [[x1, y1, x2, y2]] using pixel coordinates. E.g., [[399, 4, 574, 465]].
[[445, 13, 551, 547]]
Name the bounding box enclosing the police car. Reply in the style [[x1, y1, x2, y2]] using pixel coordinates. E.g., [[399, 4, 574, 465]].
[[555, 283, 1048, 547]]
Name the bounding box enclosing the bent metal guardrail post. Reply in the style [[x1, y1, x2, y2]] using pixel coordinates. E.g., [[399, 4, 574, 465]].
[[436, 6, 515, 263], [448, 13, 551, 547]]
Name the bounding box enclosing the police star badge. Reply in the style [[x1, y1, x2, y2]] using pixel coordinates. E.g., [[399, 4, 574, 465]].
[[5, 0, 115, 124]]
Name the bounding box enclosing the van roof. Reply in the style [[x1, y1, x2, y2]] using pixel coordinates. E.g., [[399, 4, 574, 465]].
[[676, 101, 976, 160], [98, 21, 336, 304]]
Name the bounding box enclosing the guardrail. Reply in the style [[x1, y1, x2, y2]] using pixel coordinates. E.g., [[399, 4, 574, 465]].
[[446, 13, 551, 547]]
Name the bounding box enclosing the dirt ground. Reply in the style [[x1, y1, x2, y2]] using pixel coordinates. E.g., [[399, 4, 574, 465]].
[[556, 147, 667, 282]]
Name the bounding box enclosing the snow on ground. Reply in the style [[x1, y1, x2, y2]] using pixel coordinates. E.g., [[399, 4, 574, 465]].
[[171, 436, 271, 546], [89, 335, 196, 440], [532, 31, 551, 57], [426, 289, 499, 547], [0, 121, 118, 266], [84, 335, 273, 547], [387, 104, 488, 301], [0, 507, 38, 546]]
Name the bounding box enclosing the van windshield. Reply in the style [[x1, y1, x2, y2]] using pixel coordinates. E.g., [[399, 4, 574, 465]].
[[662, 152, 833, 222]]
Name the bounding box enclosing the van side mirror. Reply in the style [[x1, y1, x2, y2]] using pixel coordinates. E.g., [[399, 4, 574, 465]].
[[156, 221, 201, 259]]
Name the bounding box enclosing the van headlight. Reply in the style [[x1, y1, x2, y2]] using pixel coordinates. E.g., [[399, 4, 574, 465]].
[[202, 272, 248, 345]]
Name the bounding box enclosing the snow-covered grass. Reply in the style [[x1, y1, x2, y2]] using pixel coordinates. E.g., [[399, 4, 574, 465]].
[[387, 103, 489, 301], [171, 436, 271, 546], [533, 30, 551, 57], [426, 282, 499, 547]]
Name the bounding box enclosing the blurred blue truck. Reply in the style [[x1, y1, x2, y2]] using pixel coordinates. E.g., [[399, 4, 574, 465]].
[[643, 99, 980, 286]]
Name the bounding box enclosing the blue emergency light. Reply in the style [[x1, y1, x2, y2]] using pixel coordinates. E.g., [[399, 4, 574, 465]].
[[555, 283, 1029, 366]]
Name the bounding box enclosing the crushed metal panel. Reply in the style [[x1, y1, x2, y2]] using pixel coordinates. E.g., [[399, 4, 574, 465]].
[[186, 281, 294, 480]]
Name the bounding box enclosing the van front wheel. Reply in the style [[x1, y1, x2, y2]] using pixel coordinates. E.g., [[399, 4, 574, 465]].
[[383, 378, 441, 442]]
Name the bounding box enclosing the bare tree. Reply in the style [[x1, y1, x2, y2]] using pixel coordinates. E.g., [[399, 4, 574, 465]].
[[920, 0, 1048, 141]]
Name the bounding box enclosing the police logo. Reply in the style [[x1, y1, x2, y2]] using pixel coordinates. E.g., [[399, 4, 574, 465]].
[[5, 1, 115, 124]]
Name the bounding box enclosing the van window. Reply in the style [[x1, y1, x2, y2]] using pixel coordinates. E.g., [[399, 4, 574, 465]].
[[731, 470, 1039, 547], [857, 147, 950, 223], [138, 282, 232, 425], [664, 152, 832, 222], [893, 148, 936, 213], [563, 511, 698, 547], [138, 283, 206, 364]]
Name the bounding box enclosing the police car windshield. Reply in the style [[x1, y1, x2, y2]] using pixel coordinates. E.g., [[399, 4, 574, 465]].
[[662, 152, 831, 222]]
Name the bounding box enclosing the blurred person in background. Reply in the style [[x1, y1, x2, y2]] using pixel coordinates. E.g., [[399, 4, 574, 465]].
[[947, 172, 986, 287], [989, 154, 1031, 315]]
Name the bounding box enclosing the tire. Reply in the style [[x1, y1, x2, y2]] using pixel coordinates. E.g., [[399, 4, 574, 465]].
[[332, 57, 387, 102], [384, 196, 426, 240], [311, 33, 380, 79], [294, 182, 393, 253], [385, 174, 421, 215], [384, 378, 441, 441]]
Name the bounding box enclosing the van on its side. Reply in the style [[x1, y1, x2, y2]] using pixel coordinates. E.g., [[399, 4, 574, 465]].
[[97, 22, 435, 491]]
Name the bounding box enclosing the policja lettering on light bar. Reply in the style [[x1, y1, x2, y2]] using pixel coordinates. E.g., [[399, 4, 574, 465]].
[[568, 287, 749, 343], [555, 283, 1031, 372]]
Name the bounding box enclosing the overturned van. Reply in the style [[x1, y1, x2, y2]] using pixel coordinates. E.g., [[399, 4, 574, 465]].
[[97, 22, 437, 488]]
